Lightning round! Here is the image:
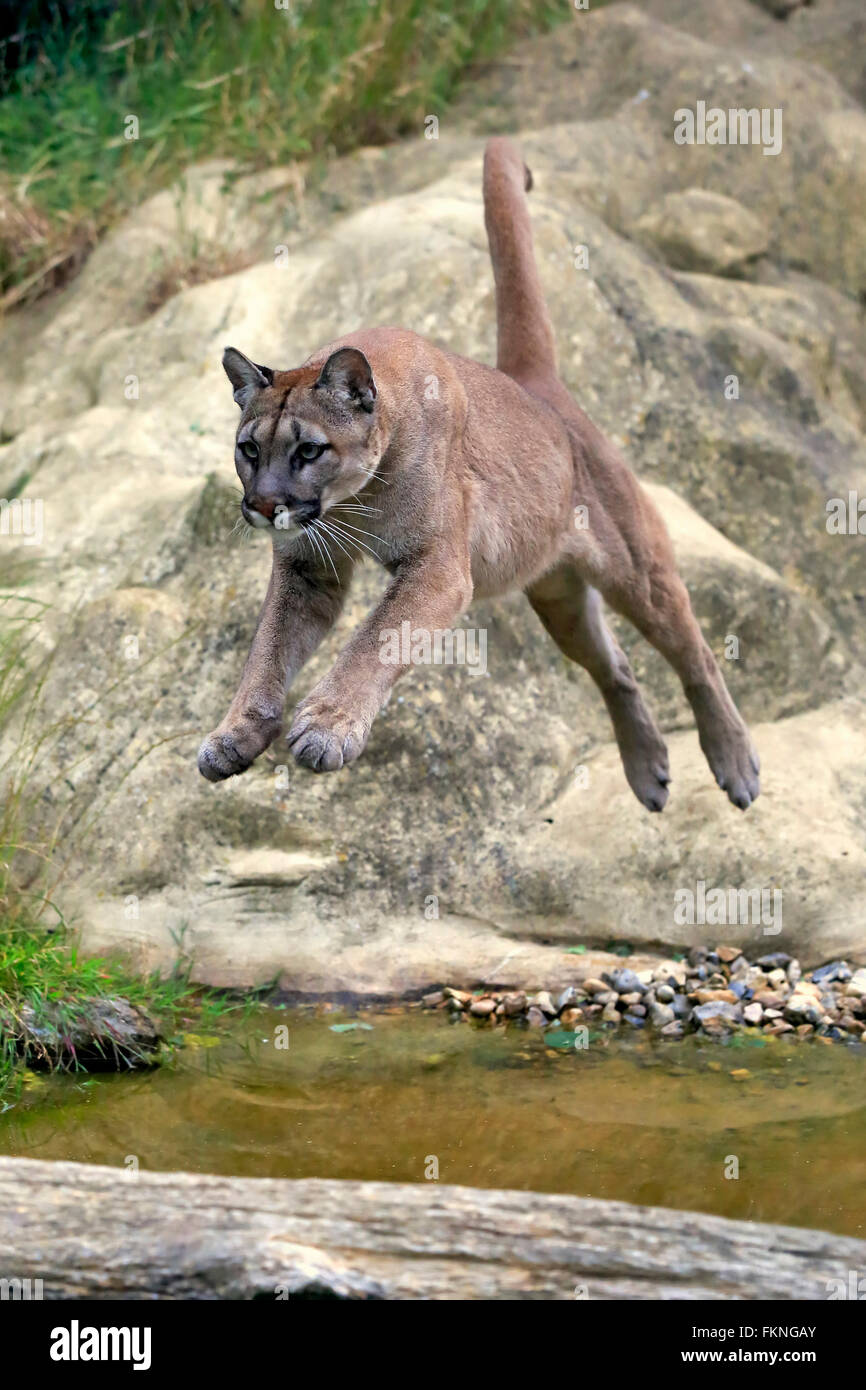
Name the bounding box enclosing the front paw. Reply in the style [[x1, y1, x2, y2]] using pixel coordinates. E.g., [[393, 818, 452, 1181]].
[[286, 698, 369, 773], [197, 720, 279, 783]]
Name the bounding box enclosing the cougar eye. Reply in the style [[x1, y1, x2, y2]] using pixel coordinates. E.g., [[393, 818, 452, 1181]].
[[239, 439, 259, 462], [297, 442, 325, 462]]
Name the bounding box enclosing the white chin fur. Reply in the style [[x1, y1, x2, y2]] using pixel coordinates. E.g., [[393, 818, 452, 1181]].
[[246, 510, 272, 530]]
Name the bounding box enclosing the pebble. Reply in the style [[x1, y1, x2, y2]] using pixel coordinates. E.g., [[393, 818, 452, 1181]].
[[469, 998, 496, 1018], [649, 1002, 675, 1028], [784, 996, 824, 1026], [795, 981, 822, 999], [502, 992, 528, 1017], [693, 1001, 743, 1034], [812, 960, 851, 985], [744, 967, 770, 989], [532, 991, 557, 1017], [691, 988, 738, 1005], [424, 949, 866, 1048], [657, 960, 688, 985], [753, 991, 786, 1010], [605, 969, 646, 995]]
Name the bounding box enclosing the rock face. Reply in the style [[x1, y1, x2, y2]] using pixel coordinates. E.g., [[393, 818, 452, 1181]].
[[1, 0, 864, 993]]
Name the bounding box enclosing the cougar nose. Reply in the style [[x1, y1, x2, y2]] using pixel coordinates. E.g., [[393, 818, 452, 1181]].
[[249, 494, 282, 520]]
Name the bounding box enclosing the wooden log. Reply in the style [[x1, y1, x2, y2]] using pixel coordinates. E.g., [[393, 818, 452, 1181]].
[[0, 1155, 862, 1300]]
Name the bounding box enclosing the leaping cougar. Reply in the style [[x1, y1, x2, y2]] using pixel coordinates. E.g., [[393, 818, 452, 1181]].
[[198, 138, 760, 812]]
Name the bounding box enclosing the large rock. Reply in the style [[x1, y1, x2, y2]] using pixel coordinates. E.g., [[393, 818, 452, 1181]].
[[634, 189, 770, 276], [0, 0, 864, 992]]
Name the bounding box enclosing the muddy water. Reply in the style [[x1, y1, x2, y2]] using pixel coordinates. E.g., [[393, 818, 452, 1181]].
[[1, 1008, 864, 1237]]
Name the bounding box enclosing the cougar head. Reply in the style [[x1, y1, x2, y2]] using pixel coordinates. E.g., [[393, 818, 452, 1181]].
[[222, 345, 382, 536]]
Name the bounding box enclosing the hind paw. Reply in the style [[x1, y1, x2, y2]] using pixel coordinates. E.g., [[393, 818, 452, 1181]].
[[707, 733, 761, 811]]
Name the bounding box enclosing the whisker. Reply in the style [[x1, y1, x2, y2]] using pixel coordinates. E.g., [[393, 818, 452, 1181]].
[[316, 516, 359, 566], [308, 520, 340, 584], [310, 529, 331, 577], [305, 520, 328, 572], [358, 467, 393, 487], [344, 493, 383, 512], [324, 518, 381, 562], [328, 515, 381, 538], [326, 516, 384, 548]]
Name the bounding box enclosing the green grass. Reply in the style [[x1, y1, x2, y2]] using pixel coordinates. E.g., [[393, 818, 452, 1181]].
[[0, 918, 250, 1096], [0, 0, 567, 306]]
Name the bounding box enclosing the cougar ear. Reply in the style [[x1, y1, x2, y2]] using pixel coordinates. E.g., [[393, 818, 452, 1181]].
[[223, 347, 274, 408], [314, 348, 377, 412]]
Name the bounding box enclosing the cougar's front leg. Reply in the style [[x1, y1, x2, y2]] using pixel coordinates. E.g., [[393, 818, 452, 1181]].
[[288, 547, 472, 772], [198, 548, 351, 782]]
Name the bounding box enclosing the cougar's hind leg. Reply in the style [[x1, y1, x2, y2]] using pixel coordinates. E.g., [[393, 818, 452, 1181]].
[[601, 550, 760, 811], [526, 564, 671, 812]]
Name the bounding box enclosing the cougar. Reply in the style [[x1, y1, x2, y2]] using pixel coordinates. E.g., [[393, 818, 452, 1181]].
[[198, 138, 760, 812]]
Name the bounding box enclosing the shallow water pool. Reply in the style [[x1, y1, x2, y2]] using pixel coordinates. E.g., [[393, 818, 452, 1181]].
[[1, 1007, 864, 1237]]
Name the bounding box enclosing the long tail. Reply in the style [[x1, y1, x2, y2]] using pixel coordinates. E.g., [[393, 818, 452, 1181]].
[[483, 136, 557, 384]]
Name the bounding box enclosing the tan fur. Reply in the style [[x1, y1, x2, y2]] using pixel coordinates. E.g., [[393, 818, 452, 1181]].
[[199, 138, 759, 811]]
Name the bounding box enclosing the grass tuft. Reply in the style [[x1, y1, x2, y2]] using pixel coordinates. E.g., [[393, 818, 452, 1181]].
[[0, 0, 567, 306]]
